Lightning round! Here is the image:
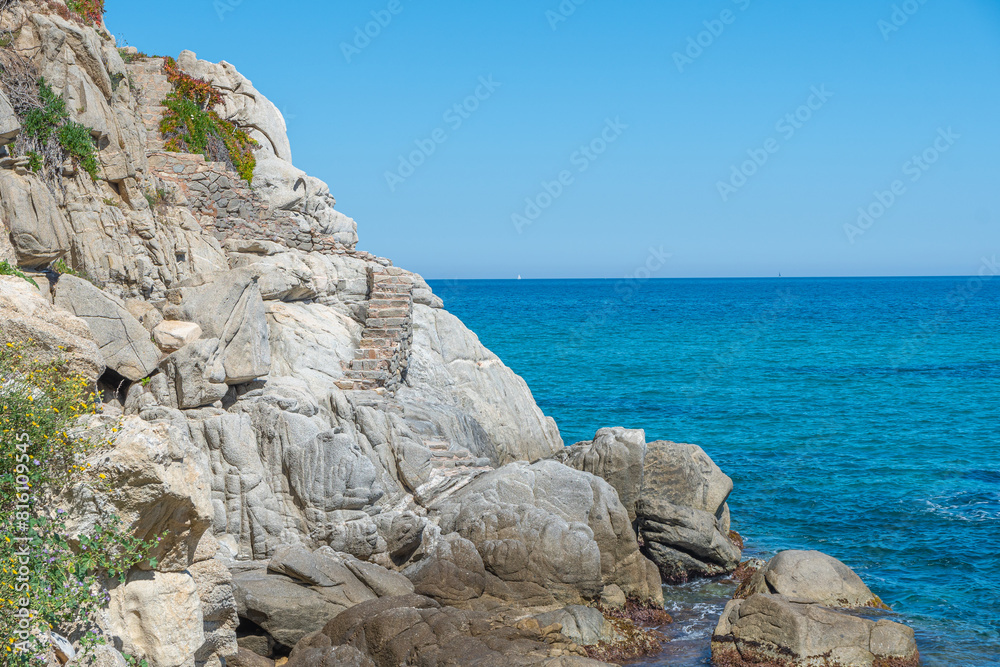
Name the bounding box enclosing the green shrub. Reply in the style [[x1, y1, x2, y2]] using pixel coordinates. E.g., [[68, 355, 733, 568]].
[[0, 261, 38, 289], [65, 0, 105, 26], [56, 121, 99, 180], [17, 78, 100, 182], [159, 58, 257, 184], [0, 343, 159, 664]]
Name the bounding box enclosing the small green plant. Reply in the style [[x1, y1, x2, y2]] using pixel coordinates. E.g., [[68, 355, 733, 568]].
[[52, 257, 80, 277], [140, 376, 151, 387], [0, 260, 39, 288], [17, 78, 100, 181], [102, 197, 120, 208], [26, 150, 42, 173], [123, 655, 150, 667], [56, 120, 99, 179]]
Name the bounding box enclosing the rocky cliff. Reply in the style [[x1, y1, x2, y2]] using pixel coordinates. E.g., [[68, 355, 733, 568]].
[[1, 3, 917, 667]]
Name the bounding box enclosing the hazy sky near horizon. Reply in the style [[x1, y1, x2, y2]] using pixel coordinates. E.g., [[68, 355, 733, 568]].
[[106, 0, 999, 279]]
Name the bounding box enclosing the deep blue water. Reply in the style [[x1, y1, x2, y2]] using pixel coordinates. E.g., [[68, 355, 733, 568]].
[[429, 277, 1000, 667]]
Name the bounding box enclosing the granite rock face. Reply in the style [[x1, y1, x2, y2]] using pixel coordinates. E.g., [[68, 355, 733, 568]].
[[711, 594, 919, 667], [738, 550, 886, 608], [636, 440, 741, 581], [554, 427, 647, 521], [558, 431, 741, 582], [54, 274, 161, 381], [432, 460, 663, 607], [287, 594, 610, 667], [232, 546, 413, 649], [0, 275, 105, 380]]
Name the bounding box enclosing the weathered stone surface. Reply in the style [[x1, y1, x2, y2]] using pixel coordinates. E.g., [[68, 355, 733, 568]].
[[285, 430, 385, 522], [158, 338, 229, 409], [738, 550, 885, 609], [294, 594, 608, 667], [0, 88, 19, 145], [403, 532, 487, 605], [153, 319, 203, 352], [711, 594, 919, 667], [62, 416, 214, 572], [232, 546, 414, 649], [190, 556, 240, 664], [534, 606, 613, 646], [637, 441, 740, 581], [0, 171, 71, 267], [0, 274, 105, 380], [399, 305, 563, 466], [554, 427, 647, 521], [227, 648, 276, 667], [165, 268, 270, 383], [433, 460, 663, 607], [54, 275, 160, 380], [106, 570, 205, 667]]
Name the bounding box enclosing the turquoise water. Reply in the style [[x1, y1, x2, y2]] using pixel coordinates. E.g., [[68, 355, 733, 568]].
[[429, 277, 1000, 666]]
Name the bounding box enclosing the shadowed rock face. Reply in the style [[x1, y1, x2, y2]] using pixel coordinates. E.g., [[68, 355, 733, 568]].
[[637, 440, 741, 581], [286, 594, 611, 667]]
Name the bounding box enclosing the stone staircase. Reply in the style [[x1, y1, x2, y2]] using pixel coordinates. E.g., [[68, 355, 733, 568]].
[[337, 266, 415, 393], [126, 58, 172, 153]]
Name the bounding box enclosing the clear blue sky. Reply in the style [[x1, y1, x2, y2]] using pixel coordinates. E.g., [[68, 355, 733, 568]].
[[106, 0, 1000, 279]]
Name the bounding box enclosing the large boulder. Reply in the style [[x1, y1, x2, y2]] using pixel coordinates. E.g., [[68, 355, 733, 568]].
[[106, 570, 206, 667], [164, 268, 271, 384], [738, 550, 887, 609], [289, 594, 608, 667], [403, 532, 487, 606], [62, 416, 214, 572], [0, 88, 19, 145], [636, 440, 740, 581], [433, 460, 663, 607], [54, 275, 160, 381], [533, 606, 614, 647], [553, 427, 647, 521], [232, 546, 413, 649], [0, 274, 105, 381], [711, 594, 919, 667], [0, 171, 71, 267], [398, 305, 564, 466], [157, 338, 230, 409]]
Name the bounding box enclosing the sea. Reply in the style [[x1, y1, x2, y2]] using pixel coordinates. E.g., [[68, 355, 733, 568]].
[[428, 277, 1000, 667]]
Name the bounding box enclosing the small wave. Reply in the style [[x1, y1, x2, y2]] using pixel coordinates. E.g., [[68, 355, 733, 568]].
[[919, 493, 1000, 523]]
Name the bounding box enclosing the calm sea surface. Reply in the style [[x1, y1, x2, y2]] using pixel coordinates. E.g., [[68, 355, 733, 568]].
[[429, 277, 1000, 667]]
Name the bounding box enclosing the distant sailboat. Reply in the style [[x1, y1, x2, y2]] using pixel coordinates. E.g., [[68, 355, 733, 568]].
[[517, 275, 522, 280]]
